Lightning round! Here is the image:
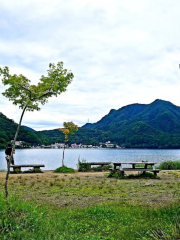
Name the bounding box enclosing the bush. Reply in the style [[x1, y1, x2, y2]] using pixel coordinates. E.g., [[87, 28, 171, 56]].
[[158, 160, 180, 170], [54, 166, 75, 173], [77, 159, 112, 172], [77, 159, 91, 172]]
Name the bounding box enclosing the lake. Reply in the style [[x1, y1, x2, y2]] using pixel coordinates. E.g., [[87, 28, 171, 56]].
[[1, 148, 180, 170]]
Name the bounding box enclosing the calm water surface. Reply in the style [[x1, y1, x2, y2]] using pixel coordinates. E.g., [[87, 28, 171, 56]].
[[0, 148, 180, 170]]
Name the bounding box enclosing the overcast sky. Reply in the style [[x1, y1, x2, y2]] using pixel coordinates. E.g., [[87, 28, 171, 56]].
[[0, 0, 180, 130]]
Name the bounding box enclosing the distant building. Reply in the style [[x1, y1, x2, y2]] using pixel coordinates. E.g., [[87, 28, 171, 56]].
[[106, 143, 114, 148], [11, 140, 22, 146], [51, 143, 65, 148]]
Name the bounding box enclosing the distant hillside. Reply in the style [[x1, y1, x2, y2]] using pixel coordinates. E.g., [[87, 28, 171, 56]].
[[0, 113, 51, 148], [82, 99, 180, 148], [1, 99, 180, 149], [83, 99, 180, 132]]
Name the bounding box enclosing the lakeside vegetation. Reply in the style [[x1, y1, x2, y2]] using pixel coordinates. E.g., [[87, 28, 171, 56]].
[[158, 160, 180, 170]]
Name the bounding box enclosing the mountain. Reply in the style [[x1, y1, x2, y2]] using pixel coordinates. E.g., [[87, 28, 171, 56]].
[[82, 99, 180, 148], [83, 99, 180, 133], [1, 99, 180, 149], [0, 113, 51, 148], [22, 126, 36, 132]]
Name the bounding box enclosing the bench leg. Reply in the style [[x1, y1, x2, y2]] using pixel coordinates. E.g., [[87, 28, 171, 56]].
[[14, 167, 21, 173]]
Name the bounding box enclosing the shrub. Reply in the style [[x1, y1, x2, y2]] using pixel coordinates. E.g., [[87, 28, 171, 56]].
[[158, 160, 180, 170], [77, 159, 112, 172], [78, 159, 91, 172], [54, 166, 75, 173]]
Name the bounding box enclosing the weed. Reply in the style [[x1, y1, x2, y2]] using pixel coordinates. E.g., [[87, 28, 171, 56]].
[[49, 181, 54, 187], [30, 182, 36, 187]]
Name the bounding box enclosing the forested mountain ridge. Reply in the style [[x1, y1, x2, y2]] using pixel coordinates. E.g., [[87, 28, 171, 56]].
[[82, 99, 180, 148], [0, 112, 51, 148], [1, 99, 180, 149], [83, 99, 180, 133]]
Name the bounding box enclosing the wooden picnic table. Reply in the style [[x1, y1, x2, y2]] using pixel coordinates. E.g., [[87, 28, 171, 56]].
[[111, 162, 160, 176]]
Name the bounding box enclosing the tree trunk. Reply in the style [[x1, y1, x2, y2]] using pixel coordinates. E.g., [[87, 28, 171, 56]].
[[62, 143, 66, 166], [5, 104, 28, 199]]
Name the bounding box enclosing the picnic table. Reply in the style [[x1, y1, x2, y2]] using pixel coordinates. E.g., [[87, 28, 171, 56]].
[[110, 161, 160, 176]]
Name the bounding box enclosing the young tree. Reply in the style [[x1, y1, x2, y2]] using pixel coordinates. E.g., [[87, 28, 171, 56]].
[[59, 121, 78, 166], [0, 62, 74, 198]]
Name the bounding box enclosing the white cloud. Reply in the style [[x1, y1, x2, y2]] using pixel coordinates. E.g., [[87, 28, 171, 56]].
[[0, 0, 180, 130]]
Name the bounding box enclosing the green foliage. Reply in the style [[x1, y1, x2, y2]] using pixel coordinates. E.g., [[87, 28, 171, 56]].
[[78, 160, 91, 172], [0, 112, 51, 148], [135, 164, 153, 169], [0, 62, 74, 111], [158, 160, 180, 170], [1, 194, 180, 239], [63, 122, 78, 135], [59, 121, 78, 142], [54, 166, 75, 173], [145, 216, 180, 239], [2, 99, 180, 148], [0, 62, 74, 148], [82, 99, 180, 148]]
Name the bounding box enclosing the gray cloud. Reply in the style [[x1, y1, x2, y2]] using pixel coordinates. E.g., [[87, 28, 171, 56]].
[[0, 0, 180, 130]]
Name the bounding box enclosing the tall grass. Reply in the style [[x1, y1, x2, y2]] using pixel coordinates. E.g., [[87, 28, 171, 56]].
[[1, 193, 180, 239], [158, 160, 180, 170]]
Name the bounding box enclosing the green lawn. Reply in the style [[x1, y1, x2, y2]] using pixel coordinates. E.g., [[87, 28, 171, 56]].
[[0, 170, 180, 239]]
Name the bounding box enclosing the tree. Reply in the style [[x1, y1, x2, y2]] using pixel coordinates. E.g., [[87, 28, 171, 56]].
[[0, 62, 74, 198], [59, 122, 78, 166]]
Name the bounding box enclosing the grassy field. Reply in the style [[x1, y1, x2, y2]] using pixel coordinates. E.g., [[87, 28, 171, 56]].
[[1, 170, 180, 239]]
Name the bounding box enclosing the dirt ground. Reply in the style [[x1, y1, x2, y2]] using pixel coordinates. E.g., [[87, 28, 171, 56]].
[[0, 170, 180, 208]]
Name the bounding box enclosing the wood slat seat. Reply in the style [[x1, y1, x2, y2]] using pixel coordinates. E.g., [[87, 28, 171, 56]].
[[10, 164, 45, 173], [120, 168, 160, 172], [87, 162, 111, 166], [115, 169, 160, 176]]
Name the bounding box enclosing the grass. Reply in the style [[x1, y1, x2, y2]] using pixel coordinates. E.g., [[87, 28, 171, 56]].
[[135, 164, 153, 169], [0, 170, 180, 239], [158, 160, 180, 170], [54, 166, 75, 173], [1, 194, 180, 240]]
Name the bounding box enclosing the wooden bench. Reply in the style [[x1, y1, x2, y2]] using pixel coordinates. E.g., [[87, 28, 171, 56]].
[[110, 162, 161, 176], [10, 164, 45, 173], [87, 162, 111, 168], [110, 168, 160, 176]]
